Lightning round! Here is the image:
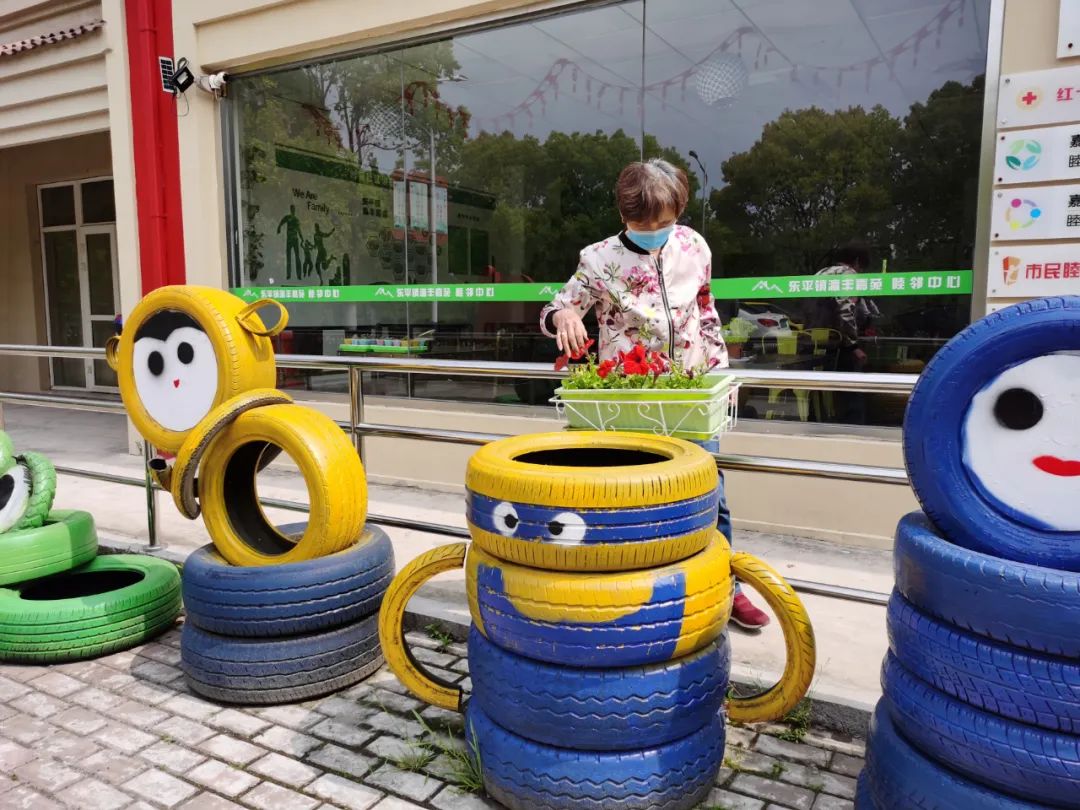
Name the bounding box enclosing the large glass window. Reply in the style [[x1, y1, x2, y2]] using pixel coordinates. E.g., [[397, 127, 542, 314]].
[[229, 0, 991, 426]]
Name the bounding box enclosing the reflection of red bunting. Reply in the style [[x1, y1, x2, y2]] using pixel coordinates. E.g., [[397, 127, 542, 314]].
[[474, 0, 968, 128]]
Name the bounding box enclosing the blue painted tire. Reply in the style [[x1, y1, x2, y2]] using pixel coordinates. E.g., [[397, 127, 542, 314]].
[[464, 701, 725, 810], [467, 536, 732, 667], [903, 297, 1080, 571], [887, 592, 1080, 734], [468, 625, 730, 751], [864, 703, 1042, 810], [882, 654, 1080, 807], [181, 614, 382, 704], [182, 523, 394, 636], [894, 512, 1080, 658]]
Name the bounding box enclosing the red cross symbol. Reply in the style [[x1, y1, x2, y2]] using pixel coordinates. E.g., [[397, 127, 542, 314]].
[[1021, 90, 1040, 106]]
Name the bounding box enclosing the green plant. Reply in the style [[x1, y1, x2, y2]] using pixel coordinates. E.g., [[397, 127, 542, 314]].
[[562, 346, 709, 391], [413, 710, 485, 793], [769, 761, 785, 778], [424, 622, 455, 652], [808, 781, 825, 793], [777, 698, 813, 743], [392, 745, 437, 772]]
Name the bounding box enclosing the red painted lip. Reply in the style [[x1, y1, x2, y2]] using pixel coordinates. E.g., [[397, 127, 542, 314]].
[[1033, 456, 1080, 477], [172, 379, 180, 388]]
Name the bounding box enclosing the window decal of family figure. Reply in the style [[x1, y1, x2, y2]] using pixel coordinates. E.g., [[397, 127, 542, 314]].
[[276, 204, 350, 285]]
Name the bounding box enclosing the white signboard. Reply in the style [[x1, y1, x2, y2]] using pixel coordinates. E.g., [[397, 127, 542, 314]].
[[995, 125, 1080, 184], [999, 66, 1080, 128], [990, 184, 1080, 241], [409, 180, 429, 231], [989, 246, 1080, 298], [1060, 2, 1080, 60]]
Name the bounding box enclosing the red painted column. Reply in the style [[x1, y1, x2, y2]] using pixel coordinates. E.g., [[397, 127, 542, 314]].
[[124, 0, 186, 291]]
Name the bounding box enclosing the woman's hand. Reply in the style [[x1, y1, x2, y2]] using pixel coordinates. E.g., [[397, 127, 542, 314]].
[[552, 309, 589, 355]]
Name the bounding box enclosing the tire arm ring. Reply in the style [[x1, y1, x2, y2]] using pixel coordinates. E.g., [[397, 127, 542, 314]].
[[378, 543, 468, 712], [727, 552, 817, 723]]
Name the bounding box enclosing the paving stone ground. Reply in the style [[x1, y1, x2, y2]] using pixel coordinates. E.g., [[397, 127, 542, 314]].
[[0, 623, 865, 810]]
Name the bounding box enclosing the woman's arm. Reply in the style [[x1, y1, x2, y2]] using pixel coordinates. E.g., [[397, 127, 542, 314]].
[[540, 253, 600, 352], [697, 251, 729, 370]]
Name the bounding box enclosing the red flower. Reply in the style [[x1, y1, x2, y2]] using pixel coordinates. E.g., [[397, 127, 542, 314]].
[[553, 354, 569, 371], [597, 359, 617, 379], [623, 359, 647, 375], [553, 338, 595, 371]]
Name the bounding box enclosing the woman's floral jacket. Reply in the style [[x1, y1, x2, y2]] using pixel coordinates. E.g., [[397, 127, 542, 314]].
[[541, 226, 728, 371]]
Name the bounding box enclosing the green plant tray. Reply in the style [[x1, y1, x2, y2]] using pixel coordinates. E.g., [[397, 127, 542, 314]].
[[554, 374, 737, 441]]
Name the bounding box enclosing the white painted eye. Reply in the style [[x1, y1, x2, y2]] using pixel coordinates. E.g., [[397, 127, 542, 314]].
[[492, 501, 520, 536], [546, 512, 586, 544], [963, 354, 1080, 531], [0, 464, 30, 534], [134, 327, 218, 432]]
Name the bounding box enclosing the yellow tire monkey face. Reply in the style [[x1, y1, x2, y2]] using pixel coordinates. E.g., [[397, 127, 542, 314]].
[[107, 286, 286, 455]]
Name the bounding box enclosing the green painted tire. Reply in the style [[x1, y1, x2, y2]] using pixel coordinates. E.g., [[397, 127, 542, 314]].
[[0, 554, 182, 663], [0, 510, 98, 586], [15, 451, 57, 531]]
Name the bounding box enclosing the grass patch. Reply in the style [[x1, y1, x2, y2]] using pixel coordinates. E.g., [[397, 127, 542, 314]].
[[392, 745, 437, 772], [776, 698, 813, 743], [412, 710, 484, 793], [424, 623, 456, 652]]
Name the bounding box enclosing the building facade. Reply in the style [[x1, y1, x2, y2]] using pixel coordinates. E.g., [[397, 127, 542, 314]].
[[0, 0, 1067, 544]]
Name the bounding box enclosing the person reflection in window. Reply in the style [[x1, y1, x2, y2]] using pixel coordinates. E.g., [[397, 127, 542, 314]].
[[277, 205, 303, 281], [811, 241, 881, 424], [540, 159, 770, 632]]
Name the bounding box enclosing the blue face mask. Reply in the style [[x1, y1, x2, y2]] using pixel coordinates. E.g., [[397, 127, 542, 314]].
[[626, 226, 674, 251]]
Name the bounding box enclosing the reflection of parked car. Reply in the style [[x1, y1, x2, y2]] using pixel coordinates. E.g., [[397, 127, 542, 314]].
[[732, 302, 798, 338]]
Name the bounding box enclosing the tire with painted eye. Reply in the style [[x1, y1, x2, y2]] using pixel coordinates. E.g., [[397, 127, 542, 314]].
[[182, 523, 394, 636], [466, 432, 720, 572], [197, 404, 367, 567], [464, 701, 725, 810], [468, 625, 730, 750], [903, 297, 1080, 571], [466, 534, 733, 668], [0, 510, 98, 587], [863, 704, 1041, 810], [108, 286, 286, 454], [895, 512, 1080, 658], [882, 654, 1080, 807], [0, 554, 180, 663], [887, 591, 1080, 734]]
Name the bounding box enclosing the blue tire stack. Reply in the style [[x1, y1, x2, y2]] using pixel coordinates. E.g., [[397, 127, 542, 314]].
[[181, 522, 394, 704], [859, 297, 1080, 809]]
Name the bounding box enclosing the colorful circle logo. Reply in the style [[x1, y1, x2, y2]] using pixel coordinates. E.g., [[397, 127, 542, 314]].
[[1005, 198, 1042, 230], [1005, 139, 1042, 171]]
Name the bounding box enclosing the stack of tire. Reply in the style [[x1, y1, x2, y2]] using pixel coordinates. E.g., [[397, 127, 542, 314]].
[[380, 432, 816, 810], [859, 297, 1080, 809], [104, 285, 394, 705], [0, 431, 180, 663]]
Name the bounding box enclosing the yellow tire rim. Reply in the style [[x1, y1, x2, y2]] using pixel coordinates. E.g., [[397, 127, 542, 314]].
[[727, 552, 817, 724], [378, 543, 468, 712], [198, 403, 366, 566]]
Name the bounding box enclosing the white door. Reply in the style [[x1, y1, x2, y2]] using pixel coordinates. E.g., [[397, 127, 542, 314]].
[[39, 179, 120, 391]]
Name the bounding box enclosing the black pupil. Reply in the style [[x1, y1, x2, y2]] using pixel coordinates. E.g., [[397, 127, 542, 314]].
[[148, 351, 164, 376], [503, 514, 518, 529], [994, 387, 1043, 431], [0, 474, 13, 509], [548, 521, 563, 536], [177, 342, 194, 364]]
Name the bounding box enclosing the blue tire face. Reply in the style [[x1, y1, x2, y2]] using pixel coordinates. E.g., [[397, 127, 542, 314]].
[[181, 524, 394, 637], [903, 297, 1080, 571], [864, 703, 1042, 810], [882, 655, 1080, 806], [464, 702, 724, 810], [894, 512, 1080, 658], [467, 626, 730, 751], [887, 592, 1080, 734]]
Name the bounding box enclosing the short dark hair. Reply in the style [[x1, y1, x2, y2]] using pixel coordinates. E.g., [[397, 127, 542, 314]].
[[831, 241, 871, 270], [615, 159, 690, 223]]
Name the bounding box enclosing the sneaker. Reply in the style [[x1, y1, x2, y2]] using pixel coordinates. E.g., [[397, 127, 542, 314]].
[[731, 592, 771, 631]]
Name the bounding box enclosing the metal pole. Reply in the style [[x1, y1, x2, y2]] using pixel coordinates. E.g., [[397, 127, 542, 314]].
[[350, 365, 365, 467], [143, 439, 160, 549]]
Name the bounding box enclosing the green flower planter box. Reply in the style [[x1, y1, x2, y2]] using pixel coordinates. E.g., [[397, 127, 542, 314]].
[[554, 374, 738, 441]]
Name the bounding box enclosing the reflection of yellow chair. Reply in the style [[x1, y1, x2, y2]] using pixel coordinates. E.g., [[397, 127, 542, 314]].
[[765, 334, 810, 421]]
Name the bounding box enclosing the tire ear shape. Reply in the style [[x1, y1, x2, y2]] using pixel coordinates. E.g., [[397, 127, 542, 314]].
[[105, 335, 120, 371], [237, 299, 288, 337]]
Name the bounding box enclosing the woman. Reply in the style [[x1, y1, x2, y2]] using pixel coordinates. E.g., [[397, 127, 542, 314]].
[[540, 158, 770, 631]]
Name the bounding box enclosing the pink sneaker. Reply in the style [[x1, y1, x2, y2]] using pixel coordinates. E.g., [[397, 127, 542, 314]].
[[731, 592, 771, 631]]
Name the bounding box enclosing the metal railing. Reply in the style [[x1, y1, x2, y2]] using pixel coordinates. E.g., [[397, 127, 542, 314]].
[[0, 344, 911, 607]]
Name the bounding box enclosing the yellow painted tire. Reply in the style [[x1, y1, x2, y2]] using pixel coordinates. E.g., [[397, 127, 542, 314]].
[[108, 286, 286, 454], [726, 553, 816, 724], [467, 533, 733, 667], [199, 403, 366, 566], [466, 432, 719, 571], [171, 389, 293, 519], [378, 543, 468, 712]]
